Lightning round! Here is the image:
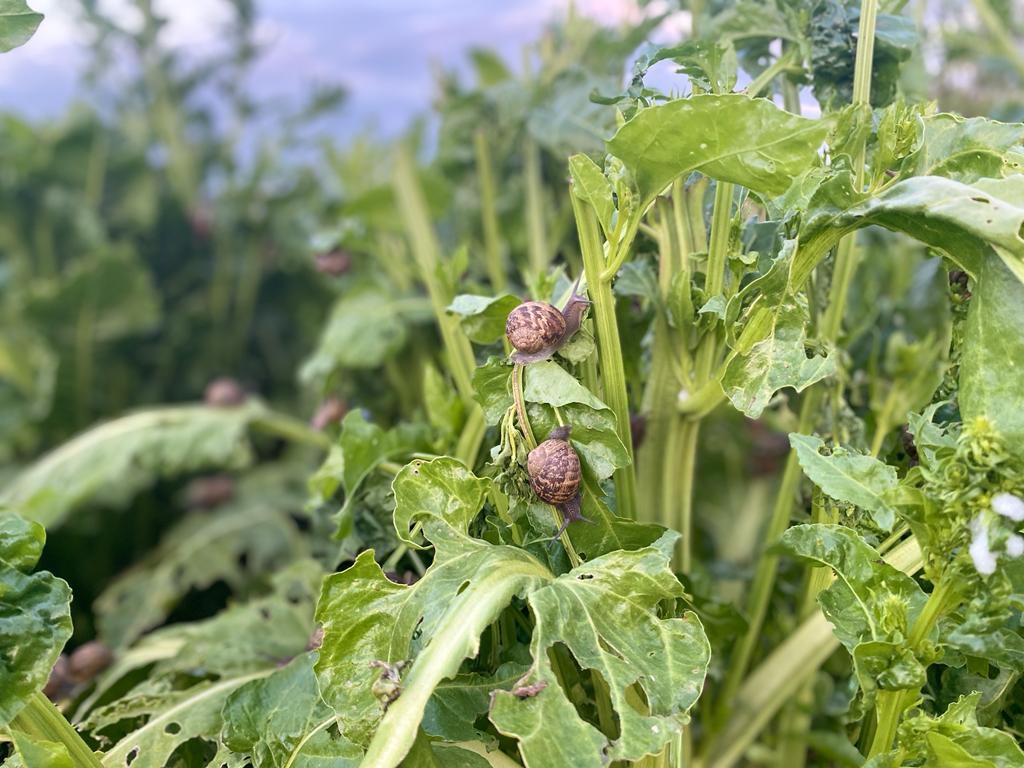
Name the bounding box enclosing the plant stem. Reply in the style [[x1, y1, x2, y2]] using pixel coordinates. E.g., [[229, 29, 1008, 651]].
[[474, 129, 506, 292], [251, 409, 331, 449], [745, 48, 797, 98], [524, 136, 549, 278], [571, 191, 637, 520], [394, 146, 485, 466], [10, 693, 104, 768], [970, 0, 1024, 82], [715, 0, 880, 727]]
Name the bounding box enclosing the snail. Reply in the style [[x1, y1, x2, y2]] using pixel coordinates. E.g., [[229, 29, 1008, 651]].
[[505, 280, 590, 363], [527, 425, 588, 535]]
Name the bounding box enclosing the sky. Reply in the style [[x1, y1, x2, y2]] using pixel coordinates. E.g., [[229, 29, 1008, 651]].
[[0, 0, 656, 138]]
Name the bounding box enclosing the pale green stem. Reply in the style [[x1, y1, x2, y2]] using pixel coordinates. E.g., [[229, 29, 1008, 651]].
[[393, 147, 485, 466], [474, 129, 506, 292], [971, 0, 1024, 82], [571, 191, 637, 520], [716, 0, 880, 727], [745, 48, 797, 98], [251, 410, 331, 449], [10, 692, 104, 768], [524, 136, 549, 278]]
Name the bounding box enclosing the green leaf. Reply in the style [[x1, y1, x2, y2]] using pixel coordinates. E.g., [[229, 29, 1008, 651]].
[[392, 457, 491, 548], [960, 256, 1024, 450], [0, 514, 72, 727], [789, 434, 899, 530], [569, 154, 615, 239], [607, 94, 834, 204], [8, 730, 73, 768], [1, 403, 265, 528], [911, 114, 1024, 181], [801, 174, 1024, 285], [720, 292, 836, 418], [222, 653, 361, 768], [490, 547, 710, 764], [422, 663, 527, 742], [448, 294, 522, 345], [779, 524, 926, 651], [300, 290, 429, 383], [472, 357, 514, 426], [523, 361, 630, 481], [852, 639, 926, 703], [0, 0, 42, 53]]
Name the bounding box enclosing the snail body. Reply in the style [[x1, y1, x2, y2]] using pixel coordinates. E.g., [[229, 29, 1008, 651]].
[[527, 425, 587, 535], [506, 281, 590, 363]]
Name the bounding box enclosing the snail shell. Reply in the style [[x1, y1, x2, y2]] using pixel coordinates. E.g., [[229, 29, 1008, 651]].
[[506, 301, 566, 355], [527, 426, 581, 505]]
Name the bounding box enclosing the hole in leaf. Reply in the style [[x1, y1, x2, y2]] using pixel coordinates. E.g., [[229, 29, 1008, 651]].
[[126, 748, 139, 766], [588, 667, 622, 741], [971, 197, 990, 204], [166, 738, 216, 767], [165, 722, 181, 735]]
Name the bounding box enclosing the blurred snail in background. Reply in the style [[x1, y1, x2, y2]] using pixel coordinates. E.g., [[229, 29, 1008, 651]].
[[527, 425, 588, 535], [505, 280, 590, 363]]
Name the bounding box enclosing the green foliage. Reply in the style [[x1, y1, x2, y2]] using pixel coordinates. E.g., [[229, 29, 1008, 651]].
[[0, 515, 71, 725], [0, 0, 42, 53]]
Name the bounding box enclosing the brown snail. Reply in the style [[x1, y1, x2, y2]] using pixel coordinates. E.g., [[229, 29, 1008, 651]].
[[505, 280, 590, 364], [527, 425, 588, 535]]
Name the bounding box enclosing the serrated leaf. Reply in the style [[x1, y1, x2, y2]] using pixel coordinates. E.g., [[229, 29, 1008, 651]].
[[607, 94, 834, 204], [490, 547, 710, 765], [1, 403, 265, 528], [447, 294, 522, 345], [0, 514, 72, 727], [789, 433, 899, 530]]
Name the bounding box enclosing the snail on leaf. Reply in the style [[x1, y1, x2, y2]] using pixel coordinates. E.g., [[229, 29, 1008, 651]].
[[527, 425, 589, 536], [505, 280, 590, 364]]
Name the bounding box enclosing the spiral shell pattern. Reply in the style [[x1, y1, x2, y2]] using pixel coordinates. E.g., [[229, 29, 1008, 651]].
[[506, 302, 566, 354], [527, 436, 581, 504]]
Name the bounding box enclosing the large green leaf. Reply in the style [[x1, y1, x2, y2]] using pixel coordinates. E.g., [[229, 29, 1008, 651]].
[[960, 256, 1024, 449], [607, 94, 834, 203], [0, 515, 72, 726], [0, 0, 42, 53], [447, 294, 522, 345], [1, 403, 265, 528], [801, 174, 1024, 285], [490, 547, 710, 765], [392, 457, 490, 548], [779, 524, 926, 651], [789, 434, 899, 530], [911, 114, 1024, 181], [222, 652, 361, 768]]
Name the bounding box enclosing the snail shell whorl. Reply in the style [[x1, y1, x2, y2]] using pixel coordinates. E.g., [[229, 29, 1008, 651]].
[[506, 301, 566, 354], [527, 431, 581, 505]]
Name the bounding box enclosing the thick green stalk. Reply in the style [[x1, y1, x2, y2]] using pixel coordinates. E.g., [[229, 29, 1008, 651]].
[[393, 147, 485, 466], [524, 136, 549, 277], [571, 192, 637, 520], [10, 692, 104, 768], [716, 0, 880, 725], [474, 130, 506, 292]]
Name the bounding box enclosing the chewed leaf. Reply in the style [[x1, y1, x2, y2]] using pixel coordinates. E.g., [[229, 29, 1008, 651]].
[[607, 94, 834, 204], [721, 295, 836, 418], [490, 547, 710, 765], [392, 457, 491, 548], [789, 434, 899, 531]]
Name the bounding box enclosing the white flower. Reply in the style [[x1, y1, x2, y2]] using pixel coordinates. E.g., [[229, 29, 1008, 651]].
[[969, 515, 998, 576], [1007, 534, 1024, 558], [992, 493, 1024, 522]]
